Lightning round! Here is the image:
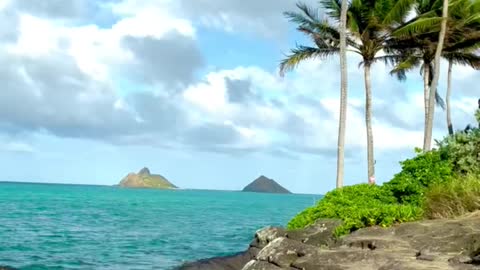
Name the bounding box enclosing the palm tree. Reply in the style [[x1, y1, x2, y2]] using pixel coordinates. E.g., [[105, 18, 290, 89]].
[[446, 59, 454, 135], [278, 3, 346, 189], [280, 0, 416, 185], [389, 0, 480, 145], [337, 0, 349, 188], [445, 1, 480, 135], [424, 0, 449, 151]]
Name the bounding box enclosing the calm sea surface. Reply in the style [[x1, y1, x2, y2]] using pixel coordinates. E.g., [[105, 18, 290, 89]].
[[0, 182, 319, 270]]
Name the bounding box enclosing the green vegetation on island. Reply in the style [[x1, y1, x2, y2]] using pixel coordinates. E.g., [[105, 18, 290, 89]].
[[119, 167, 177, 189], [242, 175, 292, 194]]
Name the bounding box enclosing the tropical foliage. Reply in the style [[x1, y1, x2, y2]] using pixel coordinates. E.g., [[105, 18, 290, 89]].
[[281, 0, 480, 187], [388, 0, 480, 150], [287, 110, 480, 235], [383, 148, 453, 205], [281, 0, 426, 184], [287, 184, 423, 236], [437, 127, 480, 176]]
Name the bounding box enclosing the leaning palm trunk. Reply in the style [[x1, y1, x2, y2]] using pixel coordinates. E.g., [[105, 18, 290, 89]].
[[424, 0, 449, 152], [364, 63, 375, 184], [446, 60, 453, 135], [336, 0, 349, 189], [423, 64, 430, 149]]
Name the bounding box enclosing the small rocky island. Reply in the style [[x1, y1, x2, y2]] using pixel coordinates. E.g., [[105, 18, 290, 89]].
[[242, 176, 291, 194], [118, 167, 177, 189]]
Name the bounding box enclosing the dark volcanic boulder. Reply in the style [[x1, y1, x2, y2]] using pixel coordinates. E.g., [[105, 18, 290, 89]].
[[177, 222, 340, 270], [182, 213, 480, 270], [242, 176, 291, 194], [243, 212, 480, 270], [286, 219, 342, 247], [177, 226, 287, 270], [178, 249, 257, 270]]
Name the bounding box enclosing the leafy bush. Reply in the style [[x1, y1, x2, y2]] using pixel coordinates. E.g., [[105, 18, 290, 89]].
[[423, 175, 480, 219], [437, 129, 480, 177], [287, 109, 479, 236], [383, 149, 453, 206], [287, 184, 423, 236]]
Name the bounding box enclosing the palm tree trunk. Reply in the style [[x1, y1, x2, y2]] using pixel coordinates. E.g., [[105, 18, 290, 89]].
[[364, 63, 375, 185], [424, 65, 429, 127], [424, 0, 449, 152], [446, 60, 453, 135], [336, 0, 349, 189], [423, 64, 430, 149]]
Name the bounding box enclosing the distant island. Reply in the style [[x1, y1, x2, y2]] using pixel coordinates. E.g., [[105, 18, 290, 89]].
[[118, 167, 177, 189], [242, 175, 291, 194]]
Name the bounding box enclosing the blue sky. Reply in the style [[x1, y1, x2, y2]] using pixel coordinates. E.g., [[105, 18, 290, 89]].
[[0, 0, 478, 194]]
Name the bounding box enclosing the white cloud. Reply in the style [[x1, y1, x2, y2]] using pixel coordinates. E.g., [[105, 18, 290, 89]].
[[111, 8, 195, 39], [0, 0, 479, 160], [0, 141, 35, 153], [8, 14, 59, 57], [183, 72, 228, 112], [0, 0, 10, 11]]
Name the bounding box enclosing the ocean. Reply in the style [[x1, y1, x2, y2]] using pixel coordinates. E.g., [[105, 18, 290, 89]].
[[0, 182, 319, 270]]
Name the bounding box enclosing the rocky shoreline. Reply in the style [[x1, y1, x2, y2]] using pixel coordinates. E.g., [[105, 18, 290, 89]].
[[178, 213, 480, 270]]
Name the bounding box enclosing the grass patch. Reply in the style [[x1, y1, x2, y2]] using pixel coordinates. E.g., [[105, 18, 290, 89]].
[[424, 175, 480, 219]]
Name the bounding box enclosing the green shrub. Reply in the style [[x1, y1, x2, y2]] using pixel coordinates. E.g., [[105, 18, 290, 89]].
[[286, 111, 479, 236], [437, 129, 480, 177], [287, 184, 423, 236], [424, 175, 480, 219], [383, 149, 453, 206]]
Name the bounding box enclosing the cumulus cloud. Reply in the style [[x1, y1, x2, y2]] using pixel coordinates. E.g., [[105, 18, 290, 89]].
[[178, 0, 321, 38], [0, 0, 478, 162], [121, 33, 204, 88], [0, 141, 35, 153], [0, 51, 140, 139], [13, 0, 90, 19], [109, 0, 322, 39]]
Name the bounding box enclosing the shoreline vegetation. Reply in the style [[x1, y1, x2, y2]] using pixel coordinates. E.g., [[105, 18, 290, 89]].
[[278, 0, 480, 243], [181, 0, 480, 267], [2, 0, 479, 268], [179, 109, 480, 269]]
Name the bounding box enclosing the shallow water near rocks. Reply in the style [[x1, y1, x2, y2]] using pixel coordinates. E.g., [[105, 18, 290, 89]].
[[0, 182, 318, 270]]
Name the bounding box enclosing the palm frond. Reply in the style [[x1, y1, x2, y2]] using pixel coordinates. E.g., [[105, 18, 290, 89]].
[[369, 54, 410, 67], [279, 45, 339, 76], [296, 2, 323, 23], [320, 0, 342, 21], [463, 13, 480, 25], [393, 17, 443, 38], [444, 52, 480, 69], [446, 35, 480, 52], [383, 0, 417, 25], [390, 55, 422, 81], [435, 91, 446, 110]]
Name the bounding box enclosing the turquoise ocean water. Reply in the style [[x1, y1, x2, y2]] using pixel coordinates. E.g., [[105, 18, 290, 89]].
[[0, 182, 319, 270]]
